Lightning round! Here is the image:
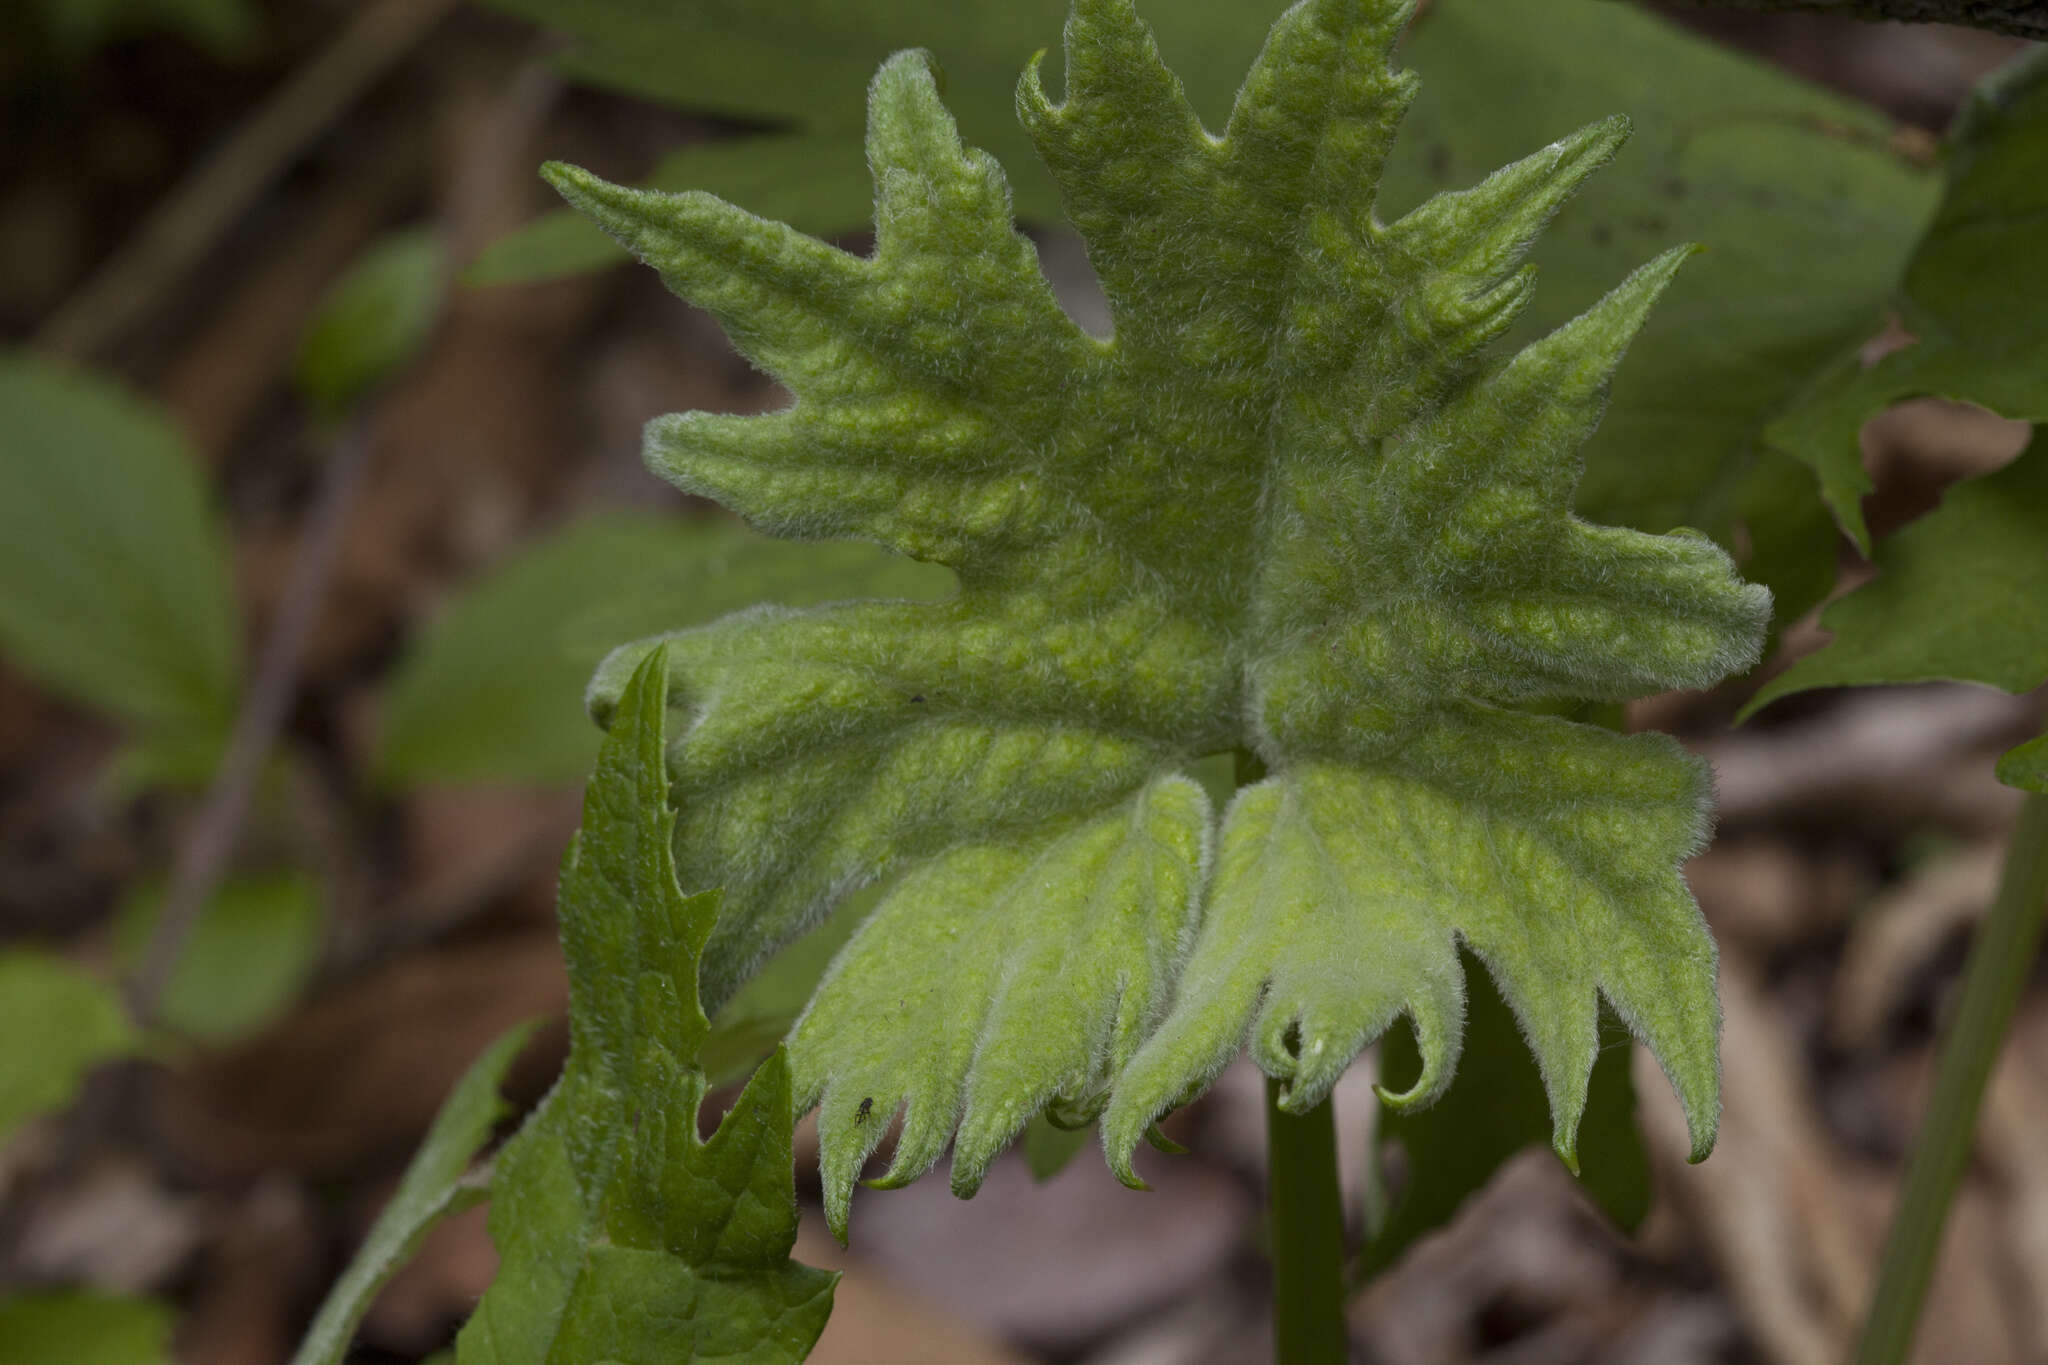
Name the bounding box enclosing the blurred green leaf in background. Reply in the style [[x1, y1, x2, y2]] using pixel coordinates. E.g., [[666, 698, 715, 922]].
[[0, 355, 239, 747], [0, 1291, 174, 1365], [0, 950, 136, 1142], [474, 0, 1935, 631], [113, 871, 324, 1045], [294, 227, 448, 422], [378, 513, 951, 787]]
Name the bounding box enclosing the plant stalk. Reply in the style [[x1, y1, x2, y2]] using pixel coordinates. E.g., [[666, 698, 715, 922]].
[[1265, 1075, 1348, 1365], [1855, 791, 2048, 1365]]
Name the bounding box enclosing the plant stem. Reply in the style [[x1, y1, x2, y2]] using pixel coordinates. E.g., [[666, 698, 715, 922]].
[[126, 418, 373, 1022], [1266, 1075, 1348, 1365], [1855, 791, 2048, 1365]]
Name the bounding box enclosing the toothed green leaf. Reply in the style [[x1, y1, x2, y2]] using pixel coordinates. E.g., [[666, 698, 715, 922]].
[[1746, 431, 2048, 717], [1766, 49, 2048, 550], [559, 0, 1765, 1233], [475, 0, 1930, 630], [0, 1291, 173, 1365], [457, 654, 836, 1364], [0, 353, 238, 740], [1361, 948, 1650, 1277]]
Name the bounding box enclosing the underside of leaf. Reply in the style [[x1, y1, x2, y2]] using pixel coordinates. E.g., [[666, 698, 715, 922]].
[[556, 0, 1767, 1234]]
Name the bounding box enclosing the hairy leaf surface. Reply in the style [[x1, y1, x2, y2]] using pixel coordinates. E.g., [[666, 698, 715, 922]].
[[474, 0, 1932, 625], [559, 0, 1768, 1232], [457, 653, 834, 1364]]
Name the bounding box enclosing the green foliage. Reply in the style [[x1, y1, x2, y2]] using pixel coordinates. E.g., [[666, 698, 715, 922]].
[[0, 1291, 173, 1364], [1998, 734, 2048, 796], [558, 0, 1767, 1235], [1361, 950, 1650, 1276], [25, 0, 252, 56], [378, 513, 951, 786], [293, 1023, 536, 1365], [295, 228, 447, 421], [475, 0, 1932, 627], [113, 872, 323, 1044], [1768, 50, 2048, 549], [457, 653, 835, 1363], [0, 950, 135, 1141], [1746, 433, 2047, 715], [0, 354, 238, 743]]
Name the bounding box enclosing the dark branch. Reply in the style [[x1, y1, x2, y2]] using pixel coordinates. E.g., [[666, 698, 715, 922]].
[[1664, 0, 2048, 39]]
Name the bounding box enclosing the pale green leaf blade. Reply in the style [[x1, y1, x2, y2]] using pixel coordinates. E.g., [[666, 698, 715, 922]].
[[1361, 949, 1650, 1277], [554, 0, 1763, 1220], [291, 1023, 537, 1365], [295, 229, 447, 419], [0, 1292, 173, 1364], [1998, 733, 2048, 795], [0, 950, 135, 1141], [1109, 725, 1720, 1178], [1764, 48, 2048, 548], [377, 513, 951, 786], [477, 0, 1925, 627], [457, 653, 835, 1364], [1746, 436, 2048, 715], [0, 354, 238, 735], [789, 776, 1208, 1236], [114, 872, 322, 1044]]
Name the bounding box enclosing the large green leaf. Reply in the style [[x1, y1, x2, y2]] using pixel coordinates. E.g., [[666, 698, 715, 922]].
[[457, 652, 836, 1364], [377, 513, 951, 787], [1361, 949, 1650, 1277], [0, 1292, 173, 1364], [0, 950, 135, 1142], [1767, 49, 2048, 549], [1746, 431, 2048, 715], [473, 0, 1929, 624], [562, 0, 1767, 1235], [292, 1023, 536, 1365], [0, 354, 238, 738], [114, 872, 323, 1044]]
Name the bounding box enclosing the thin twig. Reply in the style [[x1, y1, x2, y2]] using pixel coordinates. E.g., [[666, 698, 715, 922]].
[[126, 419, 376, 1023], [35, 0, 460, 363], [1663, 0, 2048, 40]]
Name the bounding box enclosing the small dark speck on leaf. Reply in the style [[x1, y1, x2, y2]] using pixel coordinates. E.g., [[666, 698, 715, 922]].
[[856, 1097, 874, 1124], [1427, 144, 1452, 179], [910, 694, 925, 703]]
